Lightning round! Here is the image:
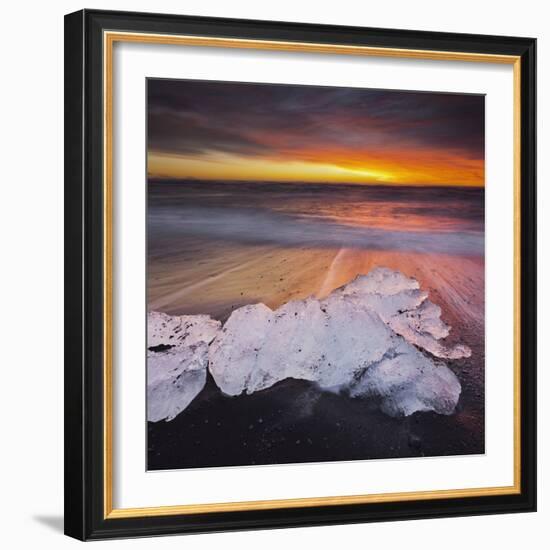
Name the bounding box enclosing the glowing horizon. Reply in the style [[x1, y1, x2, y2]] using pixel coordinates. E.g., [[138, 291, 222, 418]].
[[148, 80, 485, 187]]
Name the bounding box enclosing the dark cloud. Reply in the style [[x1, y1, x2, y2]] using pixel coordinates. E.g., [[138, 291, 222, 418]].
[[147, 79, 484, 161]]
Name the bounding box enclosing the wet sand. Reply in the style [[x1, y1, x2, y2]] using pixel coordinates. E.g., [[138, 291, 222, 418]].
[[149, 243, 484, 328]]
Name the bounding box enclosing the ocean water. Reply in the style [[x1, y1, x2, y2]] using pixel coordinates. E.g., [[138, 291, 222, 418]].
[[148, 179, 484, 256]]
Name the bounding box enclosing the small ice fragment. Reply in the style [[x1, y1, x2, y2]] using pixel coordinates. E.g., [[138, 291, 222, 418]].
[[147, 312, 221, 422]]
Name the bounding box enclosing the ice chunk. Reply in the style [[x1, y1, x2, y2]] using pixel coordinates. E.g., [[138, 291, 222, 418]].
[[208, 303, 274, 396], [348, 341, 461, 416], [335, 268, 471, 359], [208, 267, 467, 417], [388, 300, 471, 360], [209, 296, 403, 396], [147, 342, 209, 422], [147, 312, 221, 421], [338, 266, 420, 296], [148, 311, 220, 349]]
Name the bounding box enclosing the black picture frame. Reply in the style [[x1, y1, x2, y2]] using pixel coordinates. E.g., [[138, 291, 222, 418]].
[[64, 8, 536, 541]]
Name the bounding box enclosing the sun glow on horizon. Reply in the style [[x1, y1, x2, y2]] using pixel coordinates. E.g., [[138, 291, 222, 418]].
[[148, 150, 484, 187]]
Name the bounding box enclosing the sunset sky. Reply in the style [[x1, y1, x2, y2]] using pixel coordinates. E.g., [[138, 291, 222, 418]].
[[147, 79, 484, 187]]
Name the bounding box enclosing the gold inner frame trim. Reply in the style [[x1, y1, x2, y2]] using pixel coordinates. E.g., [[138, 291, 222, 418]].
[[103, 30, 522, 520]]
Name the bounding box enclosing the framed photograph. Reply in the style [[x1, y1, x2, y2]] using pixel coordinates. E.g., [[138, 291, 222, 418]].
[[64, 9, 536, 540]]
